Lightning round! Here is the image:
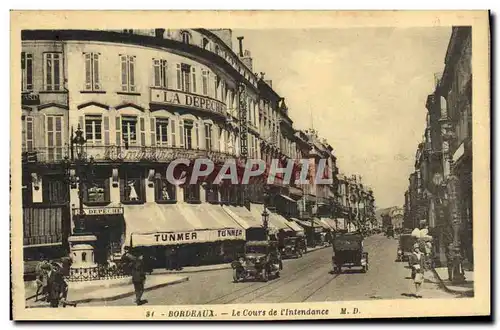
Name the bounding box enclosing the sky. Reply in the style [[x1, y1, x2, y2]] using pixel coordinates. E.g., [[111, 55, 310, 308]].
[[231, 27, 452, 209]]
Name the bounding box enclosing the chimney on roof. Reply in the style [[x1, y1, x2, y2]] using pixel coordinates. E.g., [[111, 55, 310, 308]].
[[237, 36, 244, 57]]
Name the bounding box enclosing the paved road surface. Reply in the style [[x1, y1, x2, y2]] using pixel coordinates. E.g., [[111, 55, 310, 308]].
[[88, 234, 460, 306]]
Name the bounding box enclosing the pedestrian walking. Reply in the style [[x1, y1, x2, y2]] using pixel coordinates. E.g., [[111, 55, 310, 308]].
[[35, 257, 50, 302], [131, 254, 147, 305], [165, 247, 174, 270], [47, 262, 69, 308], [409, 243, 425, 298]]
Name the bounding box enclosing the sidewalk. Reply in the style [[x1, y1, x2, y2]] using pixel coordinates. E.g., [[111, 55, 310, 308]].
[[25, 274, 188, 308], [431, 267, 474, 296], [150, 244, 331, 275]]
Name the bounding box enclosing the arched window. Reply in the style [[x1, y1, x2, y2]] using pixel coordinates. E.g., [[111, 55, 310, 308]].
[[181, 31, 191, 44], [82, 252, 87, 262]]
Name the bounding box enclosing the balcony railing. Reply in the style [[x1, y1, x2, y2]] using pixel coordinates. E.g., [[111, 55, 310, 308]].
[[25, 146, 240, 165]]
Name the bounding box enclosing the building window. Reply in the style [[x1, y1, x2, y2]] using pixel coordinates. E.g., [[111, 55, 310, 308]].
[[84, 53, 101, 91], [85, 115, 102, 144], [84, 179, 110, 204], [155, 177, 176, 202], [214, 75, 219, 100], [183, 184, 200, 203], [205, 123, 212, 151], [42, 175, 67, 204], [21, 52, 33, 91], [120, 55, 136, 92], [155, 118, 169, 146], [123, 29, 134, 34], [44, 53, 62, 91], [120, 170, 145, 203], [202, 70, 209, 95], [153, 59, 168, 88], [181, 31, 191, 44], [22, 116, 34, 152], [46, 116, 63, 162], [183, 120, 194, 149], [176, 63, 191, 92], [121, 116, 137, 146]]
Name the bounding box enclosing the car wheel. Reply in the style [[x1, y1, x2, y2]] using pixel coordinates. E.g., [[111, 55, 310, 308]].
[[232, 269, 240, 283], [261, 268, 268, 282]]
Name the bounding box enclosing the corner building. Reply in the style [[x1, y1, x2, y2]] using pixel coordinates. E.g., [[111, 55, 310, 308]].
[[21, 28, 274, 268]]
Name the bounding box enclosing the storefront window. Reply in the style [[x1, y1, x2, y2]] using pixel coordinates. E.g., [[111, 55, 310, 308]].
[[205, 184, 219, 203], [120, 170, 144, 204], [155, 178, 176, 203], [183, 184, 200, 203], [84, 179, 110, 204], [42, 175, 67, 204]]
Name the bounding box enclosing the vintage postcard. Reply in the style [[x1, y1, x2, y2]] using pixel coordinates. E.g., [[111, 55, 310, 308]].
[[10, 10, 490, 320]]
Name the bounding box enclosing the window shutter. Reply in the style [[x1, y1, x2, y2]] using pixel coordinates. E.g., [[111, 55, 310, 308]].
[[129, 57, 135, 92], [211, 125, 218, 151], [120, 55, 127, 91], [194, 122, 199, 149], [170, 118, 176, 147], [150, 117, 156, 146], [26, 116, 34, 152], [179, 119, 185, 148], [78, 116, 84, 132], [153, 59, 160, 87], [191, 67, 197, 93], [93, 53, 100, 90], [176, 64, 181, 90], [115, 116, 121, 146], [84, 53, 92, 90], [103, 116, 110, 145], [140, 117, 146, 146]]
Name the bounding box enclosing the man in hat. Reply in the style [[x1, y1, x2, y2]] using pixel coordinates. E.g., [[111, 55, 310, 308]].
[[130, 254, 147, 305]]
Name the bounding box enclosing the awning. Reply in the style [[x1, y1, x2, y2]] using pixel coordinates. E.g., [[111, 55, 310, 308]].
[[222, 205, 263, 230], [315, 218, 331, 231], [125, 204, 245, 247], [284, 219, 305, 233], [279, 194, 296, 203], [250, 204, 292, 232], [292, 218, 323, 233], [319, 218, 337, 231]]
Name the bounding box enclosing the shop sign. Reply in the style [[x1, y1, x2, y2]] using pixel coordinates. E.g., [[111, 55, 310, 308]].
[[132, 228, 245, 246], [72, 207, 124, 216], [22, 93, 40, 106], [102, 147, 232, 163], [150, 88, 226, 115]]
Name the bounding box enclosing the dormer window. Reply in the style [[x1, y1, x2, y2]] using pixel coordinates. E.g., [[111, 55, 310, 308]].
[[181, 31, 191, 44]]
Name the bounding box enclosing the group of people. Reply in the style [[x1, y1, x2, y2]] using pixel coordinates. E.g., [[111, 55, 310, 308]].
[[35, 257, 74, 307]]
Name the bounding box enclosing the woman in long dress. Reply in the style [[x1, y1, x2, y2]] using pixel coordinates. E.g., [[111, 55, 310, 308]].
[[409, 243, 426, 298], [128, 180, 138, 201]]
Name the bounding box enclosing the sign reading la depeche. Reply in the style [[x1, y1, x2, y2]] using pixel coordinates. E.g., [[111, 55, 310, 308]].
[[150, 88, 226, 115], [132, 228, 245, 246], [72, 207, 124, 216]]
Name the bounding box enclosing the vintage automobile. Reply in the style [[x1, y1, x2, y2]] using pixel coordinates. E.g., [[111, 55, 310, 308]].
[[231, 240, 283, 282], [396, 234, 417, 262], [385, 225, 395, 238], [332, 232, 369, 273], [281, 237, 303, 259]]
